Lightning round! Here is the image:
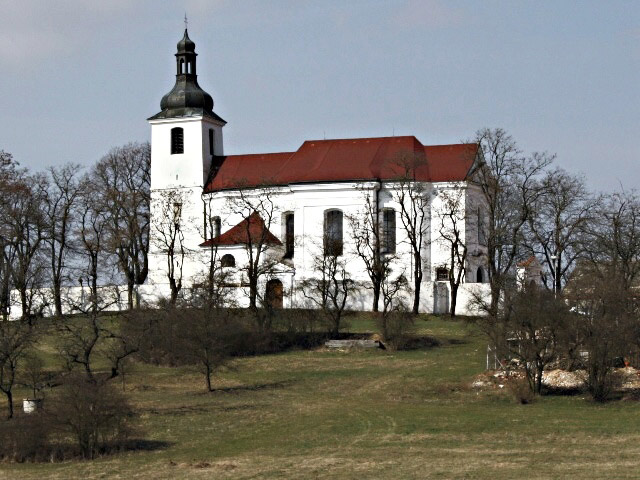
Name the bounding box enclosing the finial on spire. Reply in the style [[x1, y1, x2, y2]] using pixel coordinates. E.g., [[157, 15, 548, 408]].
[[184, 13, 188, 30]]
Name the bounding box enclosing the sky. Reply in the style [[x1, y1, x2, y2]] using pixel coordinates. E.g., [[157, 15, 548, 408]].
[[0, 0, 638, 192]]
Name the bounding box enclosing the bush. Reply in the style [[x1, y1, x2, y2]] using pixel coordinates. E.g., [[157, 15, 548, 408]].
[[135, 307, 334, 367], [377, 311, 415, 350], [48, 376, 135, 459], [506, 376, 535, 405], [0, 412, 54, 462], [587, 366, 623, 402]]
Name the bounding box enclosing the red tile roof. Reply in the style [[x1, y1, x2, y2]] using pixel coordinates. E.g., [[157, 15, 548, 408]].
[[199, 212, 282, 247], [204, 136, 479, 192]]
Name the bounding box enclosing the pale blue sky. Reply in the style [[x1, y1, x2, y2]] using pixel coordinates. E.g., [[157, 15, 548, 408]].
[[1, 1, 638, 191]]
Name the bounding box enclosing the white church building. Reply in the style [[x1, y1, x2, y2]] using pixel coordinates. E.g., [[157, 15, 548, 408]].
[[143, 30, 491, 315]]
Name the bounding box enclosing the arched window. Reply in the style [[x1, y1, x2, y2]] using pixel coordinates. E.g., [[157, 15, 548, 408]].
[[381, 208, 396, 254], [212, 216, 221, 238], [436, 267, 449, 281], [179, 58, 184, 74], [209, 129, 215, 155], [324, 209, 343, 256], [221, 254, 235, 268], [284, 213, 294, 259], [476, 267, 484, 283], [171, 127, 184, 154]]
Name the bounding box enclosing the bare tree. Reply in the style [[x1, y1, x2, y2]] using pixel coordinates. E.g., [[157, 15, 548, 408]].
[[152, 189, 189, 305], [45, 164, 82, 316], [473, 128, 553, 316], [223, 186, 283, 318], [19, 352, 49, 400], [0, 151, 21, 320], [500, 285, 567, 394], [0, 319, 37, 418], [49, 375, 134, 459], [377, 267, 411, 346], [175, 308, 239, 392], [526, 168, 595, 292], [347, 183, 389, 312], [565, 189, 640, 401], [301, 241, 356, 337], [4, 171, 48, 320], [56, 176, 125, 384], [433, 187, 468, 317], [580, 190, 640, 291], [94, 143, 151, 309], [390, 153, 430, 314], [197, 196, 237, 309], [564, 267, 637, 402]]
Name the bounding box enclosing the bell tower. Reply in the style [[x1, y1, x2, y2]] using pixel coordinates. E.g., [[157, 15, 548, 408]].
[[146, 29, 227, 290], [148, 29, 226, 191]]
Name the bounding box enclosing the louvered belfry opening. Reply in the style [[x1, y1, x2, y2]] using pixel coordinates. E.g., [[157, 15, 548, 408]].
[[171, 127, 184, 154]]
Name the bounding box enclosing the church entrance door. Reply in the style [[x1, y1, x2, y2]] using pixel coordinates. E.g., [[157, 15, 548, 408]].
[[266, 279, 283, 309]]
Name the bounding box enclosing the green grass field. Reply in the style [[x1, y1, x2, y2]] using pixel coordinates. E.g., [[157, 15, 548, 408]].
[[2, 314, 640, 479]]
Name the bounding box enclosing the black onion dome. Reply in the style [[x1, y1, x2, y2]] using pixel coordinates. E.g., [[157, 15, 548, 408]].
[[177, 29, 196, 53], [159, 77, 214, 113], [149, 30, 226, 123]]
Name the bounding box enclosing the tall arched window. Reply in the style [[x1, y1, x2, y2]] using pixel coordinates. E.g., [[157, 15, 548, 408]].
[[476, 267, 484, 283], [381, 208, 396, 254], [212, 216, 221, 238], [209, 129, 215, 155], [324, 209, 343, 256], [284, 213, 294, 259], [171, 127, 184, 154]]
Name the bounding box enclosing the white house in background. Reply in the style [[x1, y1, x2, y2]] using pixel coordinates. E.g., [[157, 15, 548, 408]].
[[142, 30, 491, 315]]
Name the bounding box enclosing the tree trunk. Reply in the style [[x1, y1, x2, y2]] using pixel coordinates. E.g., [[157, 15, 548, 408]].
[[372, 283, 380, 312], [412, 252, 422, 314], [127, 279, 134, 310], [489, 278, 500, 318], [5, 390, 13, 419], [169, 278, 179, 305], [20, 287, 28, 320], [535, 364, 543, 394], [53, 280, 63, 317], [450, 284, 458, 317], [249, 278, 258, 309], [205, 364, 213, 392]]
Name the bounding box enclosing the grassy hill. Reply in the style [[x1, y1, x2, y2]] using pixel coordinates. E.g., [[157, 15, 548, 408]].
[[2, 314, 640, 479]]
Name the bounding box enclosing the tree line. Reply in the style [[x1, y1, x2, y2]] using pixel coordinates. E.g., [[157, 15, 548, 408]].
[[0, 143, 151, 320]]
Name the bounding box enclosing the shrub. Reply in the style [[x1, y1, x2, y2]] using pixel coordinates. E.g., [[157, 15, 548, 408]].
[[0, 412, 54, 462], [48, 376, 135, 459], [587, 366, 623, 402], [506, 376, 535, 405], [377, 311, 415, 350]]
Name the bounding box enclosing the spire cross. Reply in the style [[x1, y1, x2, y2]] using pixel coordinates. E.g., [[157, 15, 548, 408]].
[[184, 13, 188, 29]]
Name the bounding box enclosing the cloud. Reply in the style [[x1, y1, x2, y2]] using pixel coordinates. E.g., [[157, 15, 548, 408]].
[[392, 0, 467, 29]]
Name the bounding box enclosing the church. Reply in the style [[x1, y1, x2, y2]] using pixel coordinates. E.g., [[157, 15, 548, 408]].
[[143, 30, 490, 315]]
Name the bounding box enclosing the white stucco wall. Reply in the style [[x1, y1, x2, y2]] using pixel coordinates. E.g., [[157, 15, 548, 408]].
[[144, 114, 491, 315]]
